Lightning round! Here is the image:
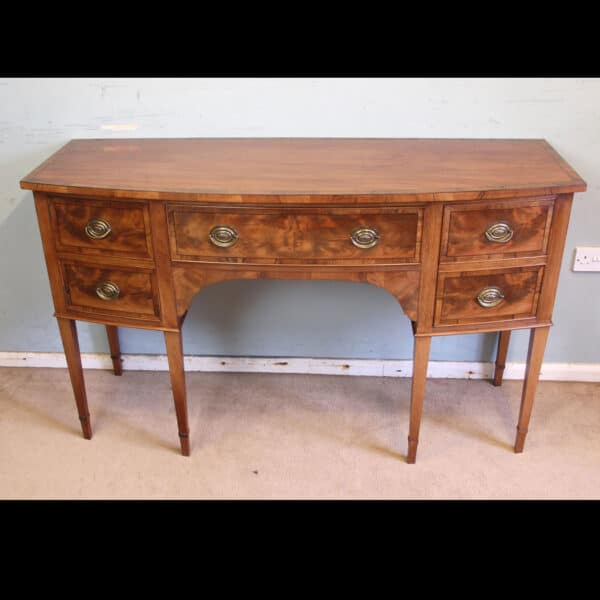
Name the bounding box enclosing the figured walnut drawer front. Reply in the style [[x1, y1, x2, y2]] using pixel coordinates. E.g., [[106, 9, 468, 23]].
[[61, 262, 160, 320], [434, 267, 544, 327], [49, 196, 153, 258], [440, 197, 555, 261], [168, 206, 422, 264]]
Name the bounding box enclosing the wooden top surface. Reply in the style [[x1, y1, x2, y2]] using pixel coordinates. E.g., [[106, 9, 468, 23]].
[[20, 138, 586, 201]]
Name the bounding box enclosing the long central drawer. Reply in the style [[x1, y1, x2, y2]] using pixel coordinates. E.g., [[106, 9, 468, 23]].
[[167, 205, 423, 265]]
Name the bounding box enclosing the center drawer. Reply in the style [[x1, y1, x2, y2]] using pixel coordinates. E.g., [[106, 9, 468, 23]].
[[167, 205, 423, 265]]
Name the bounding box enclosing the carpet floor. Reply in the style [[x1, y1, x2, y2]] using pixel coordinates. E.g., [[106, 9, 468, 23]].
[[1, 366, 599, 499]]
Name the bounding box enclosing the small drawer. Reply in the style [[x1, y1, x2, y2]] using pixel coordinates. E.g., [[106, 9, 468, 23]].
[[440, 197, 555, 261], [61, 261, 160, 320], [50, 196, 153, 258], [168, 205, 422, 265], [434, 267, 544, 327]]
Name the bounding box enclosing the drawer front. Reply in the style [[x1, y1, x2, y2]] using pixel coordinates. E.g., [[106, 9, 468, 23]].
[[50, 196, 152, 258], [168, 206, 422, 264], [61, 262, 160, 320], [440, 197, 554, 261], [434, 267, 544, 327]]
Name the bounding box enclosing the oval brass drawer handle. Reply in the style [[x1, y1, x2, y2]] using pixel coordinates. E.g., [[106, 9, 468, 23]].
[[485, 221, 513, 243], [351, 227, 380, 249], [209, 225, 239, 248], [85, 218, 112, 240], [476, 286, 504, 308], [95, 280, 120, 301]]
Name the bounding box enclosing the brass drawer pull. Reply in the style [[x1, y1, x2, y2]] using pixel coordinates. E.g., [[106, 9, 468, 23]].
[[351, 227, 380, 249], [85, 218, 112, 240], [209, 225, 239, 248], [485, 222, 513, 243], [95, 280, 120, 301], [476, 286, 504, 308]]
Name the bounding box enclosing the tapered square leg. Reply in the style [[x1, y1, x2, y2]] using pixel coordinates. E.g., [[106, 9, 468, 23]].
[[493, 330, 511, 386], [105, 325, 123, 376], [56, 317, 92, 440], [164, 330, 190, 456], [407, 335, 432, 464], [514, 326, 550, 453]]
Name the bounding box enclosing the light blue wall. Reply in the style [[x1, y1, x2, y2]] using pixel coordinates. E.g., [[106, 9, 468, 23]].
[[1, 78, 598, 362]]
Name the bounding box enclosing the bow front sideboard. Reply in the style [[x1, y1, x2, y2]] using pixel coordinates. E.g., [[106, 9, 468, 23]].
[[20, 138, 586, 463]]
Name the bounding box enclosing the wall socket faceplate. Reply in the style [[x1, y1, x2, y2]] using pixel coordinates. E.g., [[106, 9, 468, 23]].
[[573, 247, 600, 271]]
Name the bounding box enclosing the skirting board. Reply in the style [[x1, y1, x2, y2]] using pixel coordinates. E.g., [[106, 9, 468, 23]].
[[1, 352, 599, 382]]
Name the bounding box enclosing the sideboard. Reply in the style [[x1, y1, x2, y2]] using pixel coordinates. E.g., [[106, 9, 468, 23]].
[[20, 138, 587, 462]]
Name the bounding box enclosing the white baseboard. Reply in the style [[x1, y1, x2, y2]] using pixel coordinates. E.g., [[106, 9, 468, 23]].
[[1, 352, 599, 382]]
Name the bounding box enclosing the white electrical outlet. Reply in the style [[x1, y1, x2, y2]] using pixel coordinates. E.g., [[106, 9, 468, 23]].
[[573, 247, 600, 272]]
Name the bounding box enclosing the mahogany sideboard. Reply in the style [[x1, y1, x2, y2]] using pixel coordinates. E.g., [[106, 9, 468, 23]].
[[20, 138, 587, 463]]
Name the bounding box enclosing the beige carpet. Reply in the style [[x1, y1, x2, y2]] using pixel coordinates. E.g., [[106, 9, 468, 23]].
[[1, 366, 599, 499]]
